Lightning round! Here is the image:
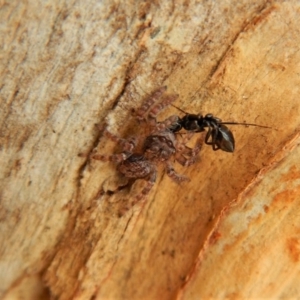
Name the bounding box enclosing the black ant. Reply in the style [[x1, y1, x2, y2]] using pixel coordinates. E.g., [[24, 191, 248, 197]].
[[167, 105, 272, 152]]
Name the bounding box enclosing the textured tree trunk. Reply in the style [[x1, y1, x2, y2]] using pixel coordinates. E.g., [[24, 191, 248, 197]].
[[1, 1, 300, 299]]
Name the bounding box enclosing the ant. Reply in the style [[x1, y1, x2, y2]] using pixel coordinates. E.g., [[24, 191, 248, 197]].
[[165, 105, 272, 152]]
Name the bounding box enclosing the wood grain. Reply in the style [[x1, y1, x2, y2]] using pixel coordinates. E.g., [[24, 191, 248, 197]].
[[1, 1, 300, 299]]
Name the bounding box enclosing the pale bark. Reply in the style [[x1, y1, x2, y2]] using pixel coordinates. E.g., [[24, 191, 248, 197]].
[[1, 1, 300, 299]]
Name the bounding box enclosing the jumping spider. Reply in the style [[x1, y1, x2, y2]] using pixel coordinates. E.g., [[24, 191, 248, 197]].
[[91, 86, 203, 209]]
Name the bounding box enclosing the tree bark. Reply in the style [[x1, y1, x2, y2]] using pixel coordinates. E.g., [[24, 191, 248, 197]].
[[1, 1, 300, 299]]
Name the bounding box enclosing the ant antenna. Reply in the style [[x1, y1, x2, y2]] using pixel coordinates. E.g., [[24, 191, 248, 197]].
[[171, 104, 188, 114], [220, 122, 273, 129]]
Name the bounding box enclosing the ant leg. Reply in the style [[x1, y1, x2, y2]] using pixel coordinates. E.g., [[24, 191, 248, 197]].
[[134, 86, 167, 121], [166, 162, 190, 182], [212, 143, 220, 151], [204, 126, 220, 151], [204, 126, 212, 145]]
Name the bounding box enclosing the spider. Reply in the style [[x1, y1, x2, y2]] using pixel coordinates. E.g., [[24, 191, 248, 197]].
[[91, 87, 202, 209], [164, 105, 271, 152]]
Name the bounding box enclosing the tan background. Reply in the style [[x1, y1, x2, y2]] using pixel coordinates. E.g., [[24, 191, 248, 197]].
[[1, 1, 300, 299]]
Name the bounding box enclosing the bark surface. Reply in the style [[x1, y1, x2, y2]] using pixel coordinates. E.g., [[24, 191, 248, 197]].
[[1, 1, 300, 299]]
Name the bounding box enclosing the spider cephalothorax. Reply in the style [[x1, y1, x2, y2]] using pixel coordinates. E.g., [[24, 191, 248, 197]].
[[143, 130, 176, 161]]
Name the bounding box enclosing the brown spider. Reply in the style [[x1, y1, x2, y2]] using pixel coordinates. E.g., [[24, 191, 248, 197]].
[[91, 87, 203, 209]]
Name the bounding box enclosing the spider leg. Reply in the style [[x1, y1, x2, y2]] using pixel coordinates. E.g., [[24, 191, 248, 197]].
[[175, 136, 203, 166], [104, 130, 137, 152], [90, 130, 137, 162], [118, 169, 157, 216], [175, 153, 195, 167], [148, 94, 178, 120], [175, 133, 194, 154], [91, 152, 129, 163], [134, 86, 167, 121], [155, 115, 180, 131], [135, 169, 157, 202], [179, 131, 196, 144], [166, 162, 190, 182]]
